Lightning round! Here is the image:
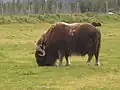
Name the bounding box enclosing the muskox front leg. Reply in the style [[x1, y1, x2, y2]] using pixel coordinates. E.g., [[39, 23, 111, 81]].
[[59, 56, 64, 66], [58, 50, 64, 66], [58, 50, 71, 66]]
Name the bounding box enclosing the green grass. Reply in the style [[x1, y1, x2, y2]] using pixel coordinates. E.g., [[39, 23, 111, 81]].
[[0, 21, 120, 90]]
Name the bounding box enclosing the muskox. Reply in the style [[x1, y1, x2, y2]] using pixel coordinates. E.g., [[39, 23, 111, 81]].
[[35, 22, 101, 66]]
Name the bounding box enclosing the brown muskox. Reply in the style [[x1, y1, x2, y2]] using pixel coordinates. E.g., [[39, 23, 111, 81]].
[[35, 22, 101, 66]]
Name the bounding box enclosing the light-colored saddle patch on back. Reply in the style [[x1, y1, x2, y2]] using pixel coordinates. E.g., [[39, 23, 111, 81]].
[[56, 22, 83, 27]]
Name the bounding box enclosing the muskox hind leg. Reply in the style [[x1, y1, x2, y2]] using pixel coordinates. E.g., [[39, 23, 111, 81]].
[[65, 54, 71, 66], [87, 53, 94, 66], [94, 51, 100, 66]]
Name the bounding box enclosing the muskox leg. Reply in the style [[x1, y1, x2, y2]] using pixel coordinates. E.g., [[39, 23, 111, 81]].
[[58, 50, 64, 66], [65, 54, 71, 66], [58, 50, 71, 66], [95, 51, 100, 66], [59, 56, 64, 66], [87, 53, 93, 66]]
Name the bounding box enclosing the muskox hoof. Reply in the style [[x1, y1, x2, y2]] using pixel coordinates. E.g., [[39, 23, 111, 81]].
[[87, 62, 91, 66], [59, 63, 63, 66], [95, 63, 100, 66], [54, 63, 59, 67], [66, 63, 71, 66]]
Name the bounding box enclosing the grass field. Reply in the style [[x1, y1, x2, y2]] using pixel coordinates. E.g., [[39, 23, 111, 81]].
[[0, 21, 120, 90]]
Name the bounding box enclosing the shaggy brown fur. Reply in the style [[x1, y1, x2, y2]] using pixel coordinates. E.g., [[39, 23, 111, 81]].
[[35, 22, 101, 66]]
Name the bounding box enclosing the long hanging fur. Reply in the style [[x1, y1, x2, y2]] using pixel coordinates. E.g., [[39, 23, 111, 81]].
[[35, 22, 101, 66]]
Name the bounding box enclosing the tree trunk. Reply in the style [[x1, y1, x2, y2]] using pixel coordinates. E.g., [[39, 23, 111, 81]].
[[1, 2, 4, 15], [106, 0, 109, 12]]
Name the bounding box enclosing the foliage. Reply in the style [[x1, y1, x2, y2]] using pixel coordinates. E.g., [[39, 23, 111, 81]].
[[0, 13, 120, 25]]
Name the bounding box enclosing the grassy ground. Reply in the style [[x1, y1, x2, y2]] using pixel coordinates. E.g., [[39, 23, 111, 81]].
[[0, 21, 120, 90]]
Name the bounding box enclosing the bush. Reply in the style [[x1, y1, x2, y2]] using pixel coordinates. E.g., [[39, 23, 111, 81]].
[[0, 17, 11, 24], [0, 13, 119, 25]]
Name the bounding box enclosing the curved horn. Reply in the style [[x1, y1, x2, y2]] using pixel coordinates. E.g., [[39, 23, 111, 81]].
[[36, 45, 45, 56]]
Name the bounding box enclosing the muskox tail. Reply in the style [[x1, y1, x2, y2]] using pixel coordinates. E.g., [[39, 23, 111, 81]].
[[91, 22, 102, 27]]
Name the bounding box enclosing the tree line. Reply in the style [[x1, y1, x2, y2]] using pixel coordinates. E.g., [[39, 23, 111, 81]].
[[0, 0, 120, 15]]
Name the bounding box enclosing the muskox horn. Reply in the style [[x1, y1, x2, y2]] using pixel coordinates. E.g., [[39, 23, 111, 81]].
[[36, 45, 45, 56]]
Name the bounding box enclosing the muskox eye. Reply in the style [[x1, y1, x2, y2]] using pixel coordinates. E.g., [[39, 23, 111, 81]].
[[40, 44, 45, 50]]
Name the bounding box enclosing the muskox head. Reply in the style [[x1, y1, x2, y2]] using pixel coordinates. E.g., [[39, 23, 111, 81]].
[[35, 36, 46, 66]]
